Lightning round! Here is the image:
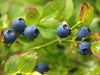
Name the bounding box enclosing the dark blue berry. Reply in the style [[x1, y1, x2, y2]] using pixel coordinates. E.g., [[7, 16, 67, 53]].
[[77, 27, 91, 40], [57, 24, 71, 38], [12, 18, 26, 33], [78, 41, 90, 55], [24, 25, 39, 40], [36, 63, 50, 74], [4, 29, 16, 43]]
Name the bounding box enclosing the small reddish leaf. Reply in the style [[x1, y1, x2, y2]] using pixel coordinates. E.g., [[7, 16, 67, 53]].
[[76, 2, 89, 23], [76, 2, 94, 27], [70, 43, 78, 54], [80, 2, 89, 22], [26, 6, 40, 26], [82, 33, 99, 42]]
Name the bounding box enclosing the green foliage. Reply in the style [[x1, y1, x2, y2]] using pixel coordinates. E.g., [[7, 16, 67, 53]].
[[42, 0, 65, 18], [17, 34, 34, 45], [61, 0, 74, 19], [5, 51, 37, 74], [89, 18, 100, 34], [95, 0, 100, 11], [8, 4, 25, 20], [76, 2, 94, 28], [4, 56, 18, 74], [17, 51, 37, 72], [38, 17, 61, 39], [91, 41, 100, 58], [0, 0, 100, 75], [26, 6, 40, 25]]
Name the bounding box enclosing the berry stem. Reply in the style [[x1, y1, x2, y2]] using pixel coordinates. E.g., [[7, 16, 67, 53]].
[[62, 40, 81, 43], [30, 39, 59, 50], [71, 22, 81, 30], [30, 38, 81, 51]]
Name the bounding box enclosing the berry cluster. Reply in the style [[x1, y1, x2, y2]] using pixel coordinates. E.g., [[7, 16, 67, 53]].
[[4, 18, 39, 43], [4, 19, 91, 55], [56, 24, 91, 55]]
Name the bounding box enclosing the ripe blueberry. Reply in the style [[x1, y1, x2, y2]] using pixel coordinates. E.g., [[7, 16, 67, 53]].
[[77, 27, 91, 40], [12, 18, 26, 33], [78, 41, 90, 55], [57, 24, 71, 38], [36, 62, 50, 74], [4, 29, 16, 43], [24, 25, 39, 40]]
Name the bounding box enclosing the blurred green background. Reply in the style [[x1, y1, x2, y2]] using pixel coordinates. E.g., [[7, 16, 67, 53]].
[[0, 0, 100, 75]]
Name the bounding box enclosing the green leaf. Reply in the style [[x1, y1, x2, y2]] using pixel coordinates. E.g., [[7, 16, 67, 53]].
[[83, 6, 94, 26], [95, 0, 100, 11], [70, 42, 78, 54], [89, 18, 100, 34], [4, 55, 19, 74], [38, 27, 57, 39], [91, 41, 100, 58], [60, 0, 74, 20], [42, 0, 66, 18], [39, 17, 60, 28], [76, 2, 94, 27], [17, 33, 34, 46], [17, 51, 37, 72], [82, 33, 99, 42], [26, 6, 40, 26], [38, 17, 61, 39]]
